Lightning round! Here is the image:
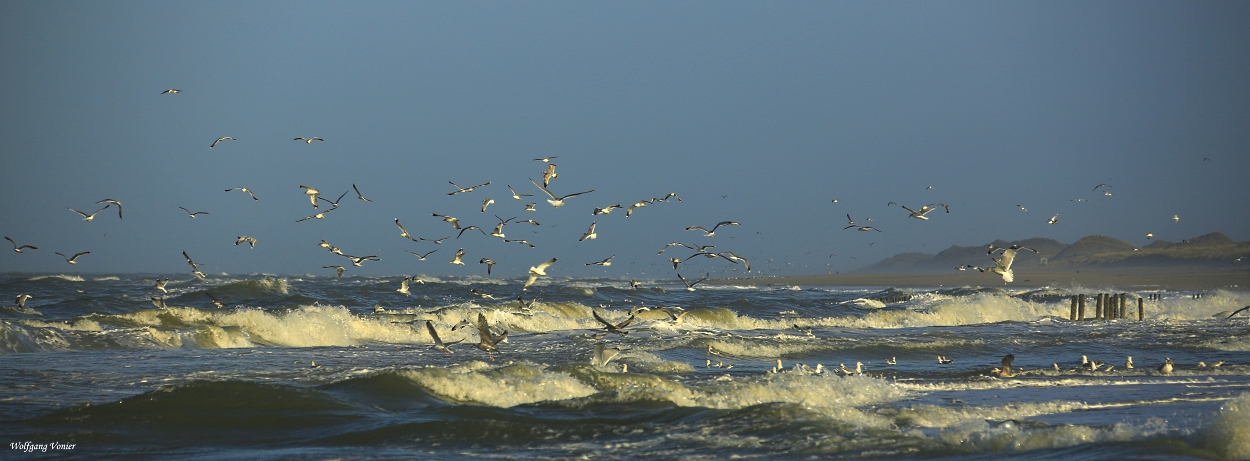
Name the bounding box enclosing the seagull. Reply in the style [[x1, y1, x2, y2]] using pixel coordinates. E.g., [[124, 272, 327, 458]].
[[586, 255, 614, 266], [450, 248, 466, 265], [1146, 233, 1154, 239], [15, 294, 32, 308], [299, 185, 321, 208], [1093, 183, 1111, 191], [1173, 214, 1179, 223], [161, 89, 181, 94], [324, 265, 346, 277], [481, 198, 495, 213], [592, 310, 634, 335], [405, 249, 437, 260], [529, 178, 593, 208], [593, 205, 622, 215], [516, 219, 540, 226], [971, 245, 1038, 284], [1225, 305, 1250, 319], [151, 296, 166, 309], [1048, 214, 1059, 225], [479, 258, 496, 275], [53, 251, 89, 265], [293, 137, 324, 144], [626, 200, 648, 217], [474, 312, 507, 360], [885, 357, 897, 365], [224, 187, 259, 200], [69, 207, 107, 221], [580, 221, 597, 241], [1103, 190, 1112, 196], [317, 190, 349, 209], [432, 213, 462, 230], [505, 239, 536, 248], [1126, 356, 1134, 368], [490, 216, 513, 239], [234, 236, 257, 248], [677, 273, 706, 291], [1158, 358, 1174, 375], [534, 156, 558, 162], [96, 199, 123, 219], [425, 321, 462, 354], [342, 254, 380, 267], [670, 258, 681, 270], [397, 277, 411, 296], [845, 214, 857, 226], [1001, 354, 1015, 374], [523, 258, 557, 290], [296, 207, 336, 222], [179, 207, 209, 218], [420, 236, 452, 245], [685, 221, 739, 237], [456, 226, 486, 239], [896, 204, 939, 220], [5, 237, 36, 253], [844, 225, 882, 232], [352, 184, 371, 202], [937, 356, 955, 364], [524, 203, 537, 212], [1017, 205, 1028, 214], [593, 343, 623, 367], [394, 218, 419, 241], [447, 180, 490, 196], [657, 242, 695, 255], [206, 292, 225, 308], [183, 251, 207, 278], [541, 163, 558, 187], [508, 185, 532, 200], [154, 278, 169, 293], [718, 251, 751, 272], [209, 136, 235, 148]]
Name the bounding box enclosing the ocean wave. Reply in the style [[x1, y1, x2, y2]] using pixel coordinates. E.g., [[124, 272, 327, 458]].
[[1194, 392, 1250, 459], [399, 362, 597, 407], [27, 274, 84, 282]]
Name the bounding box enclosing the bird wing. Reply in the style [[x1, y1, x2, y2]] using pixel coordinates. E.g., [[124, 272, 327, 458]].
[[534, 258, 557, 273], [425, 321, 444, 346], [556, 190, 594, 200], [592, 310, 614, 328]]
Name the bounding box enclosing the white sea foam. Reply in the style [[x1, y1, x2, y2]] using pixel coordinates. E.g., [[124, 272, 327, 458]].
[[28, 274, 84, 282], [399, 362, 597, 407], [1195, 392, 1250, 460]]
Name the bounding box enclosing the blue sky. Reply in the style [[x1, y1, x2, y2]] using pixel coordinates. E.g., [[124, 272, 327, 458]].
[[1, 1, 1247, 278]]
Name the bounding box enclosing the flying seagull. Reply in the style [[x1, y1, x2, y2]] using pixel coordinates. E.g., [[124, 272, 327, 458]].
[[447, 181, 491, 196], [296, 207, 337, 222], [323, 265, 346, 277], [234, 236, 257, 248], [183, 251, 207, 278], [479, 258, 496, 275], [593, 343, 623, 367], [161, 89, 181, 94], [523, 258, 557, 290], [394, 218, 419, 241], [426, 321, 463, 354], [505, 239, 536, 248], [224, 187, 259, 200], [534, 156, 558, 162], [474, 312, 507, 360], [968, 245, 1038, 284], [299, 185, 321, 208], [96, 199, 123, 219], [481, 198, 495, 213], [154, 278, 169, 293], [397, 277, 411, 296], [317, 190, 349, 209], [5, 237, 36, 253], [508, 185, 532, 200], [179, 207, 209, 218], [55, 251, 90, 265], [342, 254, 380, 267], [15, 294, 32, 308], [432, 213, 462, 230], [1093, 183, 1111, 191], [685, 221, 739, 237], [450, 248, 466, 265], [529, 178, 593, 208], [206, 292, 226, 308], [899, 204, 939, 220], [658, 242, 695, 255], [69, 207, 108, 221], [293, 137, 324, 144], [580, 221, 597, 241], [541, 163, 558, 187], [677, 273, 706, 291], [405, 249, 438, 260], [593, 204, 622, 215], [626, 200, 648, 217], [209, 137, 235, 148], [586, 255, 614, 266], [457, 226, 486, 239], [1048, 214, 1059, 225], [592, 310, 634, 335], [844, 225, 882, 232], [352, 184, 371, 202]]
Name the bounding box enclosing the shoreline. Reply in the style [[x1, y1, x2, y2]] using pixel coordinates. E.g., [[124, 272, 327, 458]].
[[709, 269, 1250, 291]]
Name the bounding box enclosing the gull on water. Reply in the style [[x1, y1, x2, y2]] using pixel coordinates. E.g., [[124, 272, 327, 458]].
[[5, 237, 36, 253], [234, 236, 257, 248], [508, 185, 532, 200], [1158, 358, 1174, 375], [685, 221, 739, 237], [96, 199, 123, 219], [69, 207, 108, 221], [523, 258, 557, 290], [293, 137, 324, 144], [474, 312, 507, 360], [55, 251, 90, 265], [183, 251, 207, 278], [450, 248, 466, 265], [529, 178, 593, 208], [426, 321, 462, 355], [580, 221, 597, 241], [405, 249, 437, 260], [225, 187, 259, 200], [447, 180, 490, 196], [352, 184, 371, 202], [209, 136, 235, 148], [179, 207, 209, 218], [586, 255, 614, 266]]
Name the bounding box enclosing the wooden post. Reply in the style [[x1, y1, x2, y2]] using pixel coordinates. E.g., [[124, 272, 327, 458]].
[[1110, 294, 1118, 320], [1078, 294, 1086, 320], [1119, 294, 1127, 319], [1138, 297, 1144, 320], [1096, 294, 1103, 320], [1070, 295, 1078, 321]]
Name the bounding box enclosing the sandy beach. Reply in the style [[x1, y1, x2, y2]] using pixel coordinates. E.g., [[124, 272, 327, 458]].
[[710, 269, 1250, 291]]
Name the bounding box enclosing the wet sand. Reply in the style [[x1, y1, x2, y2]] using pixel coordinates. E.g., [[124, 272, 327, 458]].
[[710, 269, 1250, 291]]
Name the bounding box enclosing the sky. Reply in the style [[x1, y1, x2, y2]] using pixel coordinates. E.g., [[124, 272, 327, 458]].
[[1, 1, 1248, 279]]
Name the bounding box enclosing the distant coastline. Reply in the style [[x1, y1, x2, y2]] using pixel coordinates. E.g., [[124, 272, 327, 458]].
[[710, 268, 1249, 291]]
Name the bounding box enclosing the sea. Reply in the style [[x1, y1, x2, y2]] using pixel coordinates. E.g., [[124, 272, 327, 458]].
[[2, 272, 1248, 460]]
